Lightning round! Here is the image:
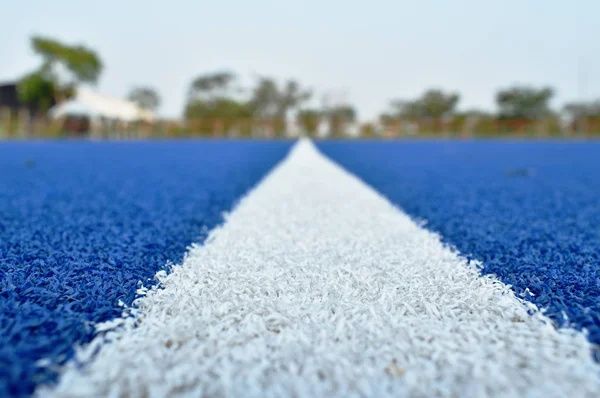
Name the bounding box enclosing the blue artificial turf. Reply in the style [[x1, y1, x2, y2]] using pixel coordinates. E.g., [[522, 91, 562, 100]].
[[319, 140, 600, 348], [0, 140, 291, 397]]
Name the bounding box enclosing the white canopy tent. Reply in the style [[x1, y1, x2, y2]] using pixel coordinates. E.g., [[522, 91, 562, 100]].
[[49, 87, 155, 123]]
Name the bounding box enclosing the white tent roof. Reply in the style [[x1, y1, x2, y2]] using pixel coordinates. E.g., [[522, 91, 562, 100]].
[[50, 99, 95, 117], [49, 87, 155, 122]]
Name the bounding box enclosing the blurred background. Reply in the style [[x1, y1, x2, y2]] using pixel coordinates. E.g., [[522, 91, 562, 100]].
[[0, 0, 599, 139]]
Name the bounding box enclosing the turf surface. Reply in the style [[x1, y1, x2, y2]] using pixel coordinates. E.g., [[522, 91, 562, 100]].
[[0, 140, 291, 397], [43, 140, 600, 398], [319, 140, 600, 350]]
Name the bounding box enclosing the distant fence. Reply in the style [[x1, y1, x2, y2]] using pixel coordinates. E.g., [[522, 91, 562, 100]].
[[1, 107, 600, 139]]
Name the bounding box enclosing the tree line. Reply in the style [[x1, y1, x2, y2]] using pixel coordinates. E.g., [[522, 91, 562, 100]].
[[10, 36, 600, 137]]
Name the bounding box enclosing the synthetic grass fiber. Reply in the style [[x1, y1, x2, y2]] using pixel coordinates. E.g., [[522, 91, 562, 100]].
[[42, 141, 600, 398], [319, 140, 600, 349], [0, 140, 291, 397]]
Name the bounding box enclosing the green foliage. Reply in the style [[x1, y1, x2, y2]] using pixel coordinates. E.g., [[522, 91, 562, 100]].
[[456, 109, 494, 119], [185, 98, 252, 120], [562, 100, 600, 135], [379, 113, 397, 125], [185, 72, 252, 135], [325, 105, 356, 136], [249, 78, 311, 135], [420, 90, 460, 118], [184, 73, 311, 136], [360, 122, 377, 137], [389, 89, 460, 119], [185, 98, 253, 135], [278, 80, 312, 118], [188, 71, 237, 103], [18, 35, 599, 138], [249, 78, 311, 120], [128, 87, 161, 111], [297, 109, 321, 136], [496, 86, 554, 119], [31, 36, 102, 85], [17, 72, 56, 110], [564, 100, 600, 118], [16, 35, 102, 116], [249, 78, 280, 118]]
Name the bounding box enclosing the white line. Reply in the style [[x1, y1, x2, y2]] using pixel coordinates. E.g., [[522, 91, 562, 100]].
[[41, 140, 600, 398]]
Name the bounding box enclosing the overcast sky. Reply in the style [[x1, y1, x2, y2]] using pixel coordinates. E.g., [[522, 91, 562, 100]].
[[1, 0, 599, 120]]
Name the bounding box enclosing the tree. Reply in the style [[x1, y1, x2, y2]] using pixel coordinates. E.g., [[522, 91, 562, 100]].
[[325, 105, 356, 136], [17, 72, 57, 112], [380, 89, 460, 135], [184, 98, 253, 135], [183, 73, 311, 136], [495, 86, 554, 119], [390, 100, 426, 119], [456, 109, 494, 118], [360, 122, 378, 137], [184, 98, 252, 120], [419, 89, 460, 118], [249, 77, 311, 134], [184, 72, 252, 135], [389, 89, 460, 119], [297, 109, 321, 136], [30, 36, 102, 89], [249, 78, 280, 119], [563, 100, 600, 134], [18, 36, 102, 108], [563, 101, 600, 118], [452, 109, 496, 136], [278, 80, 312, 119], [128, 87, 161, 111], [188, 71, 236, 101]]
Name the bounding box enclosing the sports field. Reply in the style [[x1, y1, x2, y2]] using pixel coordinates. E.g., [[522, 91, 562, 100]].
[[1, 139, 599, 397]]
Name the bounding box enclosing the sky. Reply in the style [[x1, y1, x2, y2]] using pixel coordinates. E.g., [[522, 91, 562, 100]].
[[1, 0, 599, 121]]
